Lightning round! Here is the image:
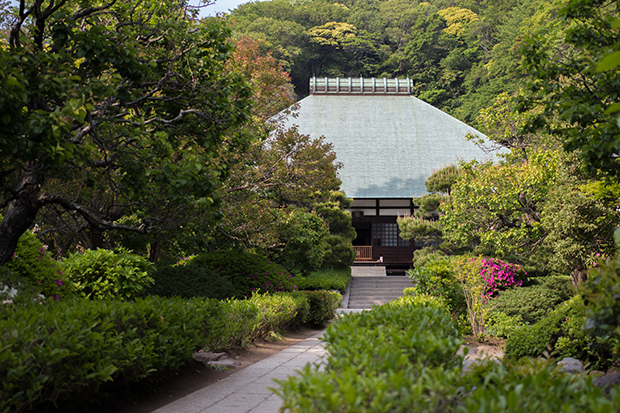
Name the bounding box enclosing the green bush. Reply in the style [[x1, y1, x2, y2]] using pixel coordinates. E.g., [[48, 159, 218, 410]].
[[0, 292, 313, 413], [322, 235, 356, 267], [485, 311, 526, 339], [275, 294, 620, 412], [292, 266, 351, 294], [295, 290, 342, 328], [61, 248, 154, 300], [582, 254, 620, 359], [3, 230, 74, 301], [249, 292, 310, 338], [407, 255, 466, 317], [187, 249, 295, 297], [275, 294, 463, 412], [486, 276, 573, 325], [504, 296, 611, 368], [459, 358, 620, 412], [148, 265, 237, 299]]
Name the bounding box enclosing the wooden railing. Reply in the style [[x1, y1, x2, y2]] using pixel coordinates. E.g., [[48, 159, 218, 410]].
[[354, 246, 372, 260]]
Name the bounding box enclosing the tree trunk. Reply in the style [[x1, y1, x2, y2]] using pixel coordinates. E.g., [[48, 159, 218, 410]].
[[570, 267, 587, 287], [0, 168, 44, 265]]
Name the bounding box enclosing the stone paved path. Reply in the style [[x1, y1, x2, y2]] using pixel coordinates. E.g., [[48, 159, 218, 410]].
[[151, 330, 327, 413]]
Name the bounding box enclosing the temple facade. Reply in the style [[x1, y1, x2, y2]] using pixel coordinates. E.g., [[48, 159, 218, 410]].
[[278, 77, 493, 269]]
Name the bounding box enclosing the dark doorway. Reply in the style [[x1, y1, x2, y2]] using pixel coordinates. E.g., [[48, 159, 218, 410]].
[[352, 222, 371, 245]]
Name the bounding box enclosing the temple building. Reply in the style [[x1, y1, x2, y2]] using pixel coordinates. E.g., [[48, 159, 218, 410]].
[[278, 77, 492, 270]]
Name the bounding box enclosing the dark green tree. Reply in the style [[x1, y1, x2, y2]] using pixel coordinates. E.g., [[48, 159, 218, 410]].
[[521, 0, 620, 177], [0, 0, 252, 264]]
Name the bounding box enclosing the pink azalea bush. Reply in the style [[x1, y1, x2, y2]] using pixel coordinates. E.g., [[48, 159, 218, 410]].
[[479, 257, 525, 297]]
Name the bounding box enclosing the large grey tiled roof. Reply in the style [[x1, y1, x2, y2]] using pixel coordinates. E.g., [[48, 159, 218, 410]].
[[278, 91, 493, 199]]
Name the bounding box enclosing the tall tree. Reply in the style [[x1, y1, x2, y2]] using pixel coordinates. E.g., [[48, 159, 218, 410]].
[[521, 0, 620, 177], [0, 0, 252, 264]]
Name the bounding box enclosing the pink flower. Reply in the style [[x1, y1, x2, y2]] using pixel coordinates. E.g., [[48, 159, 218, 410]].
[[54, 295, 60, 301], [56, 279, 63, 286]]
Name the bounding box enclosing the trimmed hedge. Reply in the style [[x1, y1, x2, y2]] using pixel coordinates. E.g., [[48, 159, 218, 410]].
[[296, 290, 342, 328], [148, 265, 237, 300], [275, 295, 620, 412], [292, 266, 351, 294], [0, 292, 316, 413], [486, 276, 573, 324], [275, 294, 463, 412], [504, 296, 611, 368]]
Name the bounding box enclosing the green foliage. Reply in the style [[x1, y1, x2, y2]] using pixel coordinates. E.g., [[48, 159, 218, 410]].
[[148, 265, 237, 300], [453, 256, 488, 339], [582, 253, 620, 359], [275, 295, 620, 412], [3, 230, 73, 301], [273, 209, 330, 275], [187, 249, 295, 296], [61, 248, 154, 300], [292, 266, 351, 294], [487, 276, 574, 325], [249, 292, 311, 338], [521, 0, 620, 177], [295, 290, 342, 328], [274, 294, 463, 412], [412, 247, 447, 268], [407, 254, 466, 319], [505, 296, 610, 368], [459, 358, 620, 412], [0, 0, 252, 264], [425, 165, 460, 194], [322, 235, 356, 267], [0, 293, 316, 412], [398, 215, 443, 242], [442, 151, 559, 262], [485, 311, 525, 339]]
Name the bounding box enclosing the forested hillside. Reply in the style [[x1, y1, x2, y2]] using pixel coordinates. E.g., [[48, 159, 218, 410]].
[[228, 0, 554, 127]]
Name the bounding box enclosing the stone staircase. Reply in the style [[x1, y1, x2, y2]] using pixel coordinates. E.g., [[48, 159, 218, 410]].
[[344, 275, 413, 309], [351, 266, 387, 277]]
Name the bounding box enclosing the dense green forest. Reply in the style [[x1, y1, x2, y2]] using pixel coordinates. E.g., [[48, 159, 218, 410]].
[[228, 0, 547, 126]]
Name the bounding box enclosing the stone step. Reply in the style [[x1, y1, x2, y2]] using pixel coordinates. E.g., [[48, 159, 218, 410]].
[[349, 291, 409, 298], [343, 275, 412, 309], [351, 266, 386, 277]]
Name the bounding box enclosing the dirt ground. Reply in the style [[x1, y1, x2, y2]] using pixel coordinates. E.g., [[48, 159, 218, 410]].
[[84, 326, 322, 413], [459, 335, 506, 360]]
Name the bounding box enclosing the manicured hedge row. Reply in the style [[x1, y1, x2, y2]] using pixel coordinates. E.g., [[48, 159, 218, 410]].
[[292, 266, 351, 294], [0, 292, 319, 413], [275, 294, 620, 412], [275, 294, 463, 412]]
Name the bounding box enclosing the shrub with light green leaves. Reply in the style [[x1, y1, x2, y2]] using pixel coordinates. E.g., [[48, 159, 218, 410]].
[[275, 294, 620, 412], [485, 311, 525, 339], [3, 230, 74, 301], [0, 292, 316, 413], [296, 290, 341, 328], [61, 248, 154, 300], [486, 276, 573, 325], [582, 253, 620, 360], [275, 294, 463, 412], [504, 296, 611, 368], [292, 266, 351, 294]]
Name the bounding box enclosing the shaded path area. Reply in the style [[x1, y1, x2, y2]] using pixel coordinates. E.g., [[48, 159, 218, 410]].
[[151, 330, 326, 413]]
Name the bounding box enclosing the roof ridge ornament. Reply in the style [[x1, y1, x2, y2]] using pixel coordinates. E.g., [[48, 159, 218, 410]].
[[309, 76, 413, 95]]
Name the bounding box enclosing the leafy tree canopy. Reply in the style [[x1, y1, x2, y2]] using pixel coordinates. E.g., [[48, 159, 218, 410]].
[[0, 0, 252, 264]]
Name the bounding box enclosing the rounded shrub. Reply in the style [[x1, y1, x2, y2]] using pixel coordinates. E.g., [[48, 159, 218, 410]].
[[486, 276, 573, 324], [61, 248, 154, 300], [504, 296, 611, 368], [187, 249, 295, 297], [149, 265, 237, 300], [3, 230, 74, 301]]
